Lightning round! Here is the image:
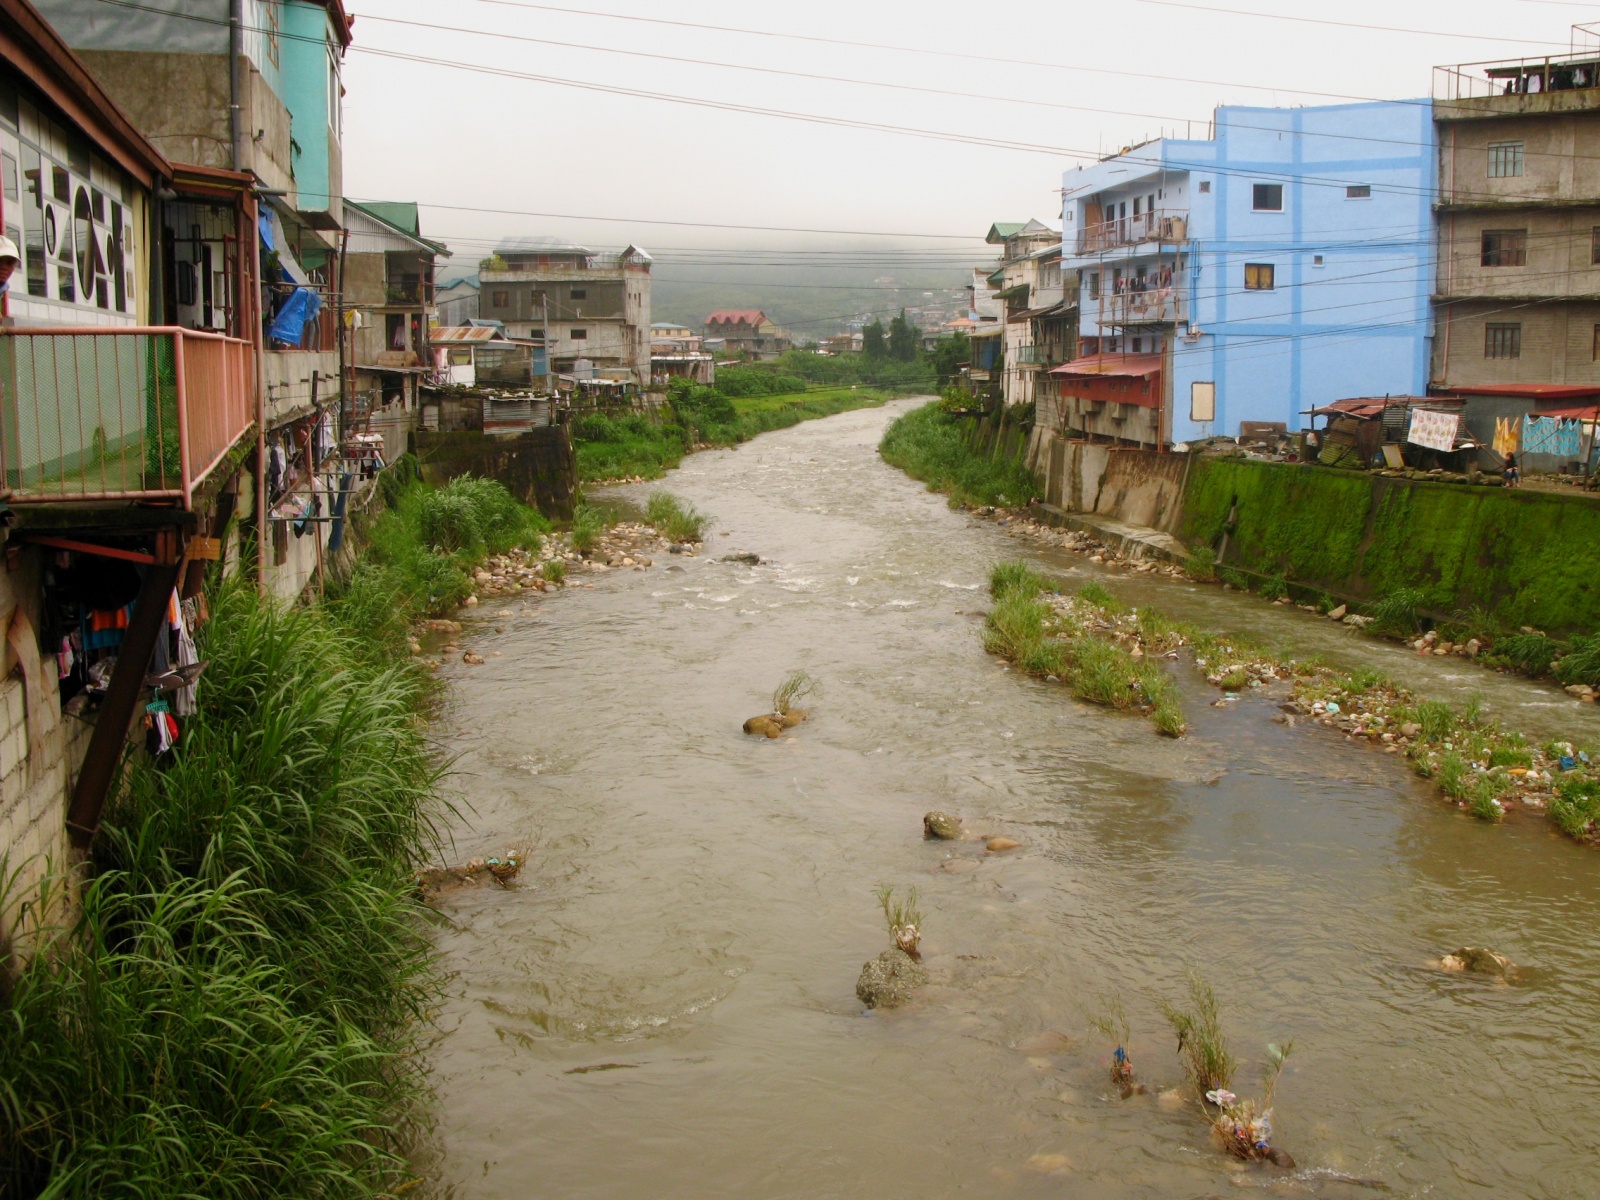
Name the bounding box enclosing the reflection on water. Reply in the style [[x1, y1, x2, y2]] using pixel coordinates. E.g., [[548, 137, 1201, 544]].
[[426, 400, 1599, 1200]]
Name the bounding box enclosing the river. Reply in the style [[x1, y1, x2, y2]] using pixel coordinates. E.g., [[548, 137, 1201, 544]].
[[425, 398, 1600, 1200]]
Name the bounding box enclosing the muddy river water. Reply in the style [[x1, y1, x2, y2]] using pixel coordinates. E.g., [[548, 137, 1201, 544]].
[[426, 399, 1600, 1200]]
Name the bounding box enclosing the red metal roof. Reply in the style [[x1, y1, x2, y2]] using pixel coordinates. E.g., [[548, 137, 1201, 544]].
[[1307, 396, 1432, 419], [1527, 402, 1600, 419], [432, 325, 505, 343], [705, 310, 769, 326], [1048, 353, 1163, 379], [1445, 382, 1600, 400]]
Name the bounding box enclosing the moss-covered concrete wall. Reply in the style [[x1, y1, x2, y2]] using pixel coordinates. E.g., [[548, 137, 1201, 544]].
[[1180, 459, 1600, 633]]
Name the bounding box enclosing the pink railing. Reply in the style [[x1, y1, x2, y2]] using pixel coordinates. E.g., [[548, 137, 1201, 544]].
[[0, 326, 255, 509], [1076, 209, 1189, 255]]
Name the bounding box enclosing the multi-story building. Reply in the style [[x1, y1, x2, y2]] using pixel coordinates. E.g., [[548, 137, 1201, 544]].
[[984, 219, 1070, 406], [342, 200, 448, 462], [435, 278, 479, 327], [480, 237, 652, 386], [1054, 101, 1436, 447], [703, 309, 789, 360], [0, 0, 258, 946], [1432, 28, 1600, 462]]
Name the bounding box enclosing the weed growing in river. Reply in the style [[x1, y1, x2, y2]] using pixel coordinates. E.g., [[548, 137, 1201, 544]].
[[570, 503, 604, 554], [1554, 633, 1600, 688], [646, 491, 712, 543], [1184, 546, 1218, 581], [985, 590, 1050, 660], [1411, 700, 1455, 742], [989, 559, 1049, 599], [542, 558, 566, 584], [1077, 580, 1124, 611], [1368, 587, 1427, 637], [1087, 993, 1136, 1084], [1258, 575, 1288, 602], [1552, 777, 1600, 839], [1490, 631, 1560, 678], [1161, 970, 1236, 1096], [876, 884, 923, 957], [772, 670, 818, 716]]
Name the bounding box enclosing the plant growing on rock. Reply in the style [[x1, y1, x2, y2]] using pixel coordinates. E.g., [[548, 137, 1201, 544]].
[[1161, 970, 1235, 1096], [989, 558, 1049, 599], [646, 490, 712, 543], [1211, 1041, 1296, 1165], [570, 503, 604, 554], [542, 558, 566, 584], [1088, 993, 1135, 1086], [875, 883, 923, 957], [772, 669, 817, 716]]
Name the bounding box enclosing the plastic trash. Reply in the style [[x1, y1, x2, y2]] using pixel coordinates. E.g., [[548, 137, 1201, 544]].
[[1205, 1088, 1238, 1107], [1326, 702, 1341, 715], [1560, 756, 1577, 772]]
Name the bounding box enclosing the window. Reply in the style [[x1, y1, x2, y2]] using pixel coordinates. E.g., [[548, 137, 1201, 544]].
[[1198, 180, 1211, 193], [1346, 184, 1372, 199], [490, 290, 509, 307], [449, 347, 471, 365], [1485, 322, 1521, 359], [1088, 271, 1100, 299], [1253, 183, 1284, 211], [1488, 141, 1524, 178], [1591, 227, 1600, 265], [571, 328, 587, 339], [1593, 324, 1600, 361], [1244, 263, 1276, 290], [265, 0, 280, 67], [1312, 254, 1325, 268], [570, 288, 586, 300], [1480, 228, 1527, 267], [1191, 381, 1216, 422]]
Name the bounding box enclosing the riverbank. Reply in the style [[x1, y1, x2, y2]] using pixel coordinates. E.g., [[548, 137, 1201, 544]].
[[0, 471, 555, 1195], [576, 385, 896, 482]]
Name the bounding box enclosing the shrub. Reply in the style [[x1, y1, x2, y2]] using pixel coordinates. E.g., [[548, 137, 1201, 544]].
[[1554, 633, 1600, 687], [1552, 776, 1600, 839], [571, 503, 604, 553], [1494, 631, 1561, 678], [1368, 586, 1427, 637], [646, 491, 712, 543], [989, 559, 1048, 599], [1258, 575, 1288, 602]]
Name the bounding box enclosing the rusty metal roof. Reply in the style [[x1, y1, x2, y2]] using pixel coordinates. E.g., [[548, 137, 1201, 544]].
[[431, 326, 505, 343]]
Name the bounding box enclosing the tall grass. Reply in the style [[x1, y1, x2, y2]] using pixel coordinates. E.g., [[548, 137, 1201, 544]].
[[1367, 586, 1427, 637], [1161, 970, 1236, 1096], [0, 582, 444, 1196], [989, 559, 1049, 599], [646, 491, 712, 543], [879, 401, 1042, 508], [1554, 633, 1600, 687], [570, 503, 604, 554], [1552, 777, 1600, 839], [771, 669, 818, 715]]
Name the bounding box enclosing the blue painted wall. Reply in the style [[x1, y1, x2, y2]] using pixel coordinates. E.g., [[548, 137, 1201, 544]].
[[1061, 101, 1436, 445], [281, 0, 338, 216]]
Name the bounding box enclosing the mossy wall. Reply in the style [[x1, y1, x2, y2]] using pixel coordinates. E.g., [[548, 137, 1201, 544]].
[[1180, 459, 1600, 633]]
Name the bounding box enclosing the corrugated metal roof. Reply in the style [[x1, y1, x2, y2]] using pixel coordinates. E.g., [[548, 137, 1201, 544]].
[[432, 326, 506, 343], [705, 310, 770, 325], [496, 235, 592, 255], [1048, 353, 1163, 378]]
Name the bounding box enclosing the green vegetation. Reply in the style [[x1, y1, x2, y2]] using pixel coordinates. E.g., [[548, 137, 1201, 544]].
[[1552, 777, 1600, 839], [1077, 579, 1125, 612], [646, 491, 712, 543], [771, 669, 818, 716], [879, 400, 1042, 508], [0, 580, 444, 1196], [1554, 634, 1600, 688], [573, 382, 896, 482], [875, 883, 923, 956], [542, 558, 566, 584], [1161, 971, 1236, 1095], [570, 503, 604, 553], [1368, 586, 1426, 637], [989, 559, 1050, 599]]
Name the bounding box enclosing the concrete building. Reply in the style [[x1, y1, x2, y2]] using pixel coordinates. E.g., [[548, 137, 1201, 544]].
[[984, 220, 1069, 406], [0, 0, 257, 954], [703, 309, 789, 359], [479, 237, 652, 386], [1054, 100, 1436, 447], [342, 200, 448, 464], [1433, 28, 1600, 426], [435, 278, 479, 327]]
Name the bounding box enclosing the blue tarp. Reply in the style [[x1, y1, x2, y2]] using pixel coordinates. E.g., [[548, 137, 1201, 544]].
[[268, 285, 322, 347], [258, 210, 275, 252]]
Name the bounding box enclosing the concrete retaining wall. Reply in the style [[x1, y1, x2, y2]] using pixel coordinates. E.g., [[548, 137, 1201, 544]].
[[412, 427, 577, 521]]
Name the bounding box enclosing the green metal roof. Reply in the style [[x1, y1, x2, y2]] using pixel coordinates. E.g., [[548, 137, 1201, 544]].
[[986, 222, 1026, 243]]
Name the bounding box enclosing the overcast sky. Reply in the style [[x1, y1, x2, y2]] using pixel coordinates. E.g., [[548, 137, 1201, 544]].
[[340, 0, 1597, 269]]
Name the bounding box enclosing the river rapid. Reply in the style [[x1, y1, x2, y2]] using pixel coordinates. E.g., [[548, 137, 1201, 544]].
[[425, 398, 1600, 1200]]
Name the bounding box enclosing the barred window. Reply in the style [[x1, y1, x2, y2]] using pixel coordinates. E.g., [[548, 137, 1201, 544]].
[[1485, 322, 1521, 359], [1480, 228, 1527, 267]]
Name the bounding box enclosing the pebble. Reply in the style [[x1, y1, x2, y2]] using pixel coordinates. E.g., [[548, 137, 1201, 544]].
[[463, 651, 484, 665], [986, 837, 1021, 852]]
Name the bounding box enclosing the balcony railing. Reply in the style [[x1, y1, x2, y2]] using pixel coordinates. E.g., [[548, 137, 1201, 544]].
[[1076, 209, 1189, 255], [1104, 287, 1182, 325], [0, 327, 255, 508]]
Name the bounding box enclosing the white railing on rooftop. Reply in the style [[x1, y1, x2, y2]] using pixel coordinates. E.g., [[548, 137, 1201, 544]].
[[1434, 55, 1600, 101]]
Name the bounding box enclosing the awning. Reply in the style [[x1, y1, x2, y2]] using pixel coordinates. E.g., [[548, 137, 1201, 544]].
[[1048, 353, 1162, 379], [1446, 383, 1600, 401]]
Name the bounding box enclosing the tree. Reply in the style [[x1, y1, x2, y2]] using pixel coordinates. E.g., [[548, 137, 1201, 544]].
[[887, 308, 920, 362], [862, 319, 886, 358], [930, 333, 970, 385]]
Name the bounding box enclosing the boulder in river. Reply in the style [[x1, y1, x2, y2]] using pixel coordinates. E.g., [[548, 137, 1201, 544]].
[[742, 714, 783, 739], [923, 811, 963, 840], [776, 708, 809, 728], [986, 836, 1021, 852], [855, 948, 929, 1009], [1439, 947, 1514, 979], [719, 552, 762, 565]]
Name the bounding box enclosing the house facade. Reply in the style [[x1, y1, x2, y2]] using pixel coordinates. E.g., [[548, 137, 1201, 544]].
[[480, 237, 652, 386], [435, 278, 479, 327], [984, 220, 1070, 406], [704, 309, 788, 359], [1053, 100, 1436, 447]]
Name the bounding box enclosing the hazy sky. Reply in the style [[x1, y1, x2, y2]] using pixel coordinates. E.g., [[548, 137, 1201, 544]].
[[340, 0, 1596, 272]]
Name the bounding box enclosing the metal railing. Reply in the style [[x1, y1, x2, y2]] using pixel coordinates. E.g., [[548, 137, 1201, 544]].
[[0, 327, 255, 508], [1105, 288, 1181, 325], [1435, 55, 1600, 101], [1076, 209, 1188, 255]]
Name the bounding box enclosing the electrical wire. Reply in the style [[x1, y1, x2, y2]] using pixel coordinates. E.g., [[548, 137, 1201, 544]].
[[1130, 0, 1566, 47]]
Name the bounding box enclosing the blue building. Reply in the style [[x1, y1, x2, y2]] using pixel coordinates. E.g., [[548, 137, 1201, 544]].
[[1055, 101, 1436, 446]]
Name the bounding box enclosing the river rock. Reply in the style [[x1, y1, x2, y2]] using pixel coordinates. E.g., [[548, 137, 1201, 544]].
[[742, 714, 783, 739], [1401, 722, 1421, 737], [776, 708, 809, 728], [855, 947, 929, 1009], [923, 811, 963, 840], [719, 552, 762, 565], [1327, 604, 1347, 620], [1440, 947, 1513, 979], [1265, 1147, 1297, 1169], [463, 651, 485, 665], [986, 836, 1021, 852]]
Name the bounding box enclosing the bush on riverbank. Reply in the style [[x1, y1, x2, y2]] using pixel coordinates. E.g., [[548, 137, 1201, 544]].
[[879, 401, 1042, 508], [646, 491, 712, 542], [0, 582, 444, 1196], [574, 384, 895, 481]]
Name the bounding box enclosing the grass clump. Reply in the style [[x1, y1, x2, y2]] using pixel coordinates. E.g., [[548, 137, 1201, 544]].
[[1258, 575, 1288, 602], [1077, 580, 1124, 611], [1088, 994, 1136, 1085], [542, 558, 566, 584], [879, 400, 1043, 508], [1410, 699, 1455, 742], [1552, 777, 1600, 839], [875, 883, 923, 957], [646, 491, 712, 543], [989, 558, 1048, 599], [772, 669, 818, 715], [570, 503, 604, 554], [1554, 633, 1600, 688], [1492, 631, 1560, 678], [984, 589, 1051, 661], [1367, 587, 1426, 637], [1184, 546, 1217, 581], [1161, 970, 1235, 1096], [0, 582, 443, 1196]]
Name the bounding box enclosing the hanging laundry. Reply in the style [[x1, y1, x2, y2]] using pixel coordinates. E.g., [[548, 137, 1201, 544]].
[[86, 603, 132, 651]]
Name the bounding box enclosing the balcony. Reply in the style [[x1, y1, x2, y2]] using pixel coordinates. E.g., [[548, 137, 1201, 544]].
[[1104, 287, 1182, 326], [1076, 209, 1189, 255], [0, 327, 255, 509]]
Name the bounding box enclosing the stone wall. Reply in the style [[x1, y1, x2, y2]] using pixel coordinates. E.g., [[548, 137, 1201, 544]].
[[412, 427, 578, 521]]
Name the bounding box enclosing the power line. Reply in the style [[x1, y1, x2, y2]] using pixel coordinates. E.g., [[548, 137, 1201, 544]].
[[1131, 0, 1566, 47]]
